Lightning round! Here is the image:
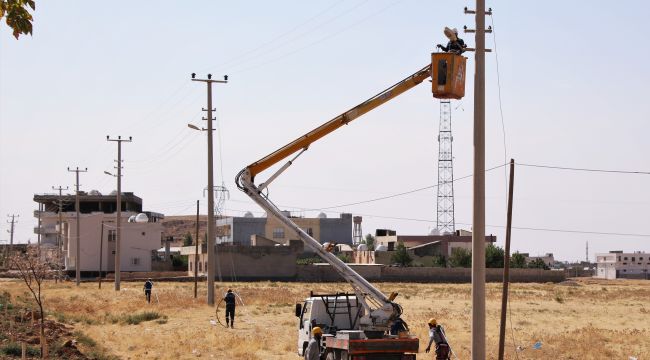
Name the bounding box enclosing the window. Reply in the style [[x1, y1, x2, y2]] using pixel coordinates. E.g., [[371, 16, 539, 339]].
[[189, 261, 193, 270], [131, 257, 141, 265], [624, 257, 628, 260], [108, 230, 116, 242], [204, 262, 207, 271], [640, 257, 644, 261], [618, 256, 621, 261], [273, 227, 285, 239], [632, 257, 636, 261], [307, 228, 313, 236], [623, 263, 627, 265], [141, 232, 146, 236], [199, 261, 202, 272], [111, 250, 116, 255]]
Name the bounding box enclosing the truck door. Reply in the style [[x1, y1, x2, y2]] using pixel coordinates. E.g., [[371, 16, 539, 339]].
[[297, 300, 312, 355]]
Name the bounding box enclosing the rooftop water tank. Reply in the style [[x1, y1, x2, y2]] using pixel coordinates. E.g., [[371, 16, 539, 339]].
[[375, 244, 388, 252], [244, 211, 254, 218], [128, 215, 137, 223], [357, 244, 368, 251], [317, 212, 327, 219], [134, 213, 149, 223]]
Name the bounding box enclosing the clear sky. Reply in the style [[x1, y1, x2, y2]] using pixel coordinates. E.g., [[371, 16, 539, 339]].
[[1, 1, 648, 262]]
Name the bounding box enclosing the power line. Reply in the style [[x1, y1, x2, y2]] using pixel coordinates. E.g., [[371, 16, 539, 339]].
[[516, 163, 650, 175], [309, 163, 506, 210]]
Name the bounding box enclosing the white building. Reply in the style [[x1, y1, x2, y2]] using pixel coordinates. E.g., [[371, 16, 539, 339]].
[[34, 192, 164, 273], [596, 251, 650, 280]]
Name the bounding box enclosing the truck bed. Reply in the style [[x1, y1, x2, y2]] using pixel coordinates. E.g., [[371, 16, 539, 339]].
[[326, 337, 419, 354]]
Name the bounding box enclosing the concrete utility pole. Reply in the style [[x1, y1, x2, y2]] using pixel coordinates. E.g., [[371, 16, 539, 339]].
[[465, 1, 489, 358], [191, 72, 227, 306], [67, 167, 87, 286], [6, 214, 18, 259], [106, 135, 132, 291]]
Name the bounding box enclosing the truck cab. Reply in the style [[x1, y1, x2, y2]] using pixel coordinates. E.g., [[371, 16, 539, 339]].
[[296, 293, 362, 356]]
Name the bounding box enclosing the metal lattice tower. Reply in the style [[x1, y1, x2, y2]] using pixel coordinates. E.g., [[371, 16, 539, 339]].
[[436, 100, 455, 233], [352, 216, 363, 245]]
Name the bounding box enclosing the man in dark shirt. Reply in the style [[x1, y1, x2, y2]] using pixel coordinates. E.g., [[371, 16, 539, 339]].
[[224, 289, 236, 328], [143, 278, 154, 303], [437, 27, 467, 55]]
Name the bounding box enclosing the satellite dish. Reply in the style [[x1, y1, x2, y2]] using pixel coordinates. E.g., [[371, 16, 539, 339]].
[[317, 212, 327, 219], [429, 228, 441, 236], [128, 215, 137, 223], [375, 244, 388, 252], [357, 244, 368, 251], [244, 211, 254, 218]]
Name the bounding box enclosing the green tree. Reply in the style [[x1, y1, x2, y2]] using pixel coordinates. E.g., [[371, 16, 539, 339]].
[[336, 253, 352, 263], [430, 255, 447, 268], [391, 242, 412, 267], [0, 0, 35, 39], [183, 233, 193, 246], [448, 247, 472, 268], [485, 244, 505, 268], [527, 258, 550, 270], [510, 252, 526, 268], [362, 234, 375, 250]]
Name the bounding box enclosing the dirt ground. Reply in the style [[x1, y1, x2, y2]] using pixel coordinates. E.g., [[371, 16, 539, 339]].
[[1, 277, 648, 359]]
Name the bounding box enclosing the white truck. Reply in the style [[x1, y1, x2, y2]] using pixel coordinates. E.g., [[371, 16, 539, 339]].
[[236, 52, 466, 359]]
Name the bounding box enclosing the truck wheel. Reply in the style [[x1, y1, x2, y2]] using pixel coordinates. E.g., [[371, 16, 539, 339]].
[[325, 350, 336, 360]]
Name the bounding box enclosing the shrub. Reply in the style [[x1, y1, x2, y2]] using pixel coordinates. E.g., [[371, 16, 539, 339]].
[[124, 311, 162, 325]]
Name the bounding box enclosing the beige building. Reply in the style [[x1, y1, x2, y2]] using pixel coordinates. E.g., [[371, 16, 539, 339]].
[[34, 192, 164, 273], [596, 251, 649, 280]]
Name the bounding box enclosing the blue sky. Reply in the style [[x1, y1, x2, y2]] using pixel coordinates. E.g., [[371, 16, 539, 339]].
[[1, 0, 649, 261]]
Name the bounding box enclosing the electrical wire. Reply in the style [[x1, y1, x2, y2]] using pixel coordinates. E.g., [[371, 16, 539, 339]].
[[516, 163, 650, 175], [490, 12, 520, 359], [307, 163, 506, 211]]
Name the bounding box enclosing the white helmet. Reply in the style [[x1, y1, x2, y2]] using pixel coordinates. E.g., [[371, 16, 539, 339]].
[[452, 28, 459, 34]]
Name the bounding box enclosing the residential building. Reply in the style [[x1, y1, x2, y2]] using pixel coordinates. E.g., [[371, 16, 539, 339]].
[[522, 253, 556, 268], [596, 251, 650, 280], [215, 211, 353, 246], [356, 229, 496, 265], [34, 191, 164, 273]]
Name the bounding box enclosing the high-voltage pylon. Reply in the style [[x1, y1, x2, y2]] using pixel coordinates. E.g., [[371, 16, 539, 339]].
[[436, 100, 455, 233]]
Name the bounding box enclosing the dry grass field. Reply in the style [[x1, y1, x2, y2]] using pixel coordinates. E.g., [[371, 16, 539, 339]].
[[1, 278, 649, 359]]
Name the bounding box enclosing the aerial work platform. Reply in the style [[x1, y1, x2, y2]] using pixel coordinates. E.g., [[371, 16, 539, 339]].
[[431, 53, 467, 100]]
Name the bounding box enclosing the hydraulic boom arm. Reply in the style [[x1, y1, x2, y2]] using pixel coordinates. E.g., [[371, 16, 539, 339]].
[[236, 64, 432, 332]]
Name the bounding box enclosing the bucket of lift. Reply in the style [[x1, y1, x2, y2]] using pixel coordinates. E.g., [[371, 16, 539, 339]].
[[431, 53, 467, 100]]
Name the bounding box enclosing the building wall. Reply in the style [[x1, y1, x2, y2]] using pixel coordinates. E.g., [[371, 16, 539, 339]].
[[596, 252, 649, 278], [63, 212, 162, 272], [319, 213, 353, 245], [216, 217, 266, 246]]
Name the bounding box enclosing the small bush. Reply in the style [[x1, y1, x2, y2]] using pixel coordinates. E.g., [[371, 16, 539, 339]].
[[73, 330, 97, 347], [1, 343, 40, 357], [554, 293, 565, 303], [124, 311, 162, 325]]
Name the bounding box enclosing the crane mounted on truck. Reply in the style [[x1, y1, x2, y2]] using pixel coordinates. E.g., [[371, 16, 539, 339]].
[[236, 51, 466, 360]]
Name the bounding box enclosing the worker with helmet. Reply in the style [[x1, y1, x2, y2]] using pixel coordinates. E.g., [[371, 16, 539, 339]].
[[425, 318, 451, 359], [304, 326, 323, 360], [436, 27, 467, 55]]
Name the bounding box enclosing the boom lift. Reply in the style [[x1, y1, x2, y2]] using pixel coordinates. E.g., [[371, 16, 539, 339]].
[[236, 52, 466, 359]]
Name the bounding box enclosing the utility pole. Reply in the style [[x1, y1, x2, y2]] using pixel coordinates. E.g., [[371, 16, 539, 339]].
[[106, 135, 132, 291], [99, 221, 104, 289], [465, 2, 491, 358], [194, 200, 199, 298], [191, 73, 227, 306], [498, 159, 515, 360], [67, 167, 87, 286], [52, 185, 68, 282], [6, 214, 18, 259]]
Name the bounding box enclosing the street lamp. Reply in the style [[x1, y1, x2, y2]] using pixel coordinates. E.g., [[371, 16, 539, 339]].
[[104, 171, 116, 177], [187, 124, 202, 131]]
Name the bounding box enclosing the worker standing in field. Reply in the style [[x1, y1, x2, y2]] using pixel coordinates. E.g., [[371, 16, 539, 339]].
[[425, 318, 450, 360], [224, 289, 236, 328], [143, 278, 154, 303], [436, 27, 467, 55], [304, 327, 323, 360]]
